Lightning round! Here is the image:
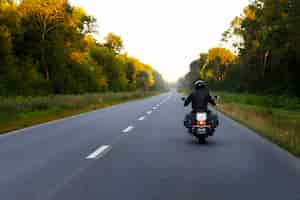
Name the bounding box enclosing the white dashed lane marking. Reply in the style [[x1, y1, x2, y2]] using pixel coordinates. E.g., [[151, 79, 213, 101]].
[[86, 96, 173, 161], [138, 116, 146, 121], [86, 145, 112, 160], [122, 126, 135, 133]]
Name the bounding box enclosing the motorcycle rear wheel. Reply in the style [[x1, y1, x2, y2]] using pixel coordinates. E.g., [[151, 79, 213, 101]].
[[198, 136, 207, 144]]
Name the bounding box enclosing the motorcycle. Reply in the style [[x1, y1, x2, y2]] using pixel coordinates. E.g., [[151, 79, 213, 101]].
[[182, 96, 219, 144]]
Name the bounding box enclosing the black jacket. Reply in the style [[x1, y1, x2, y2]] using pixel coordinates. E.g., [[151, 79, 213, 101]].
[[184, 87, 216, 111]]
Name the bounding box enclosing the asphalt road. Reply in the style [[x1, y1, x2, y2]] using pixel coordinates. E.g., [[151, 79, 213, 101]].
[[1, 92, 300, 200]]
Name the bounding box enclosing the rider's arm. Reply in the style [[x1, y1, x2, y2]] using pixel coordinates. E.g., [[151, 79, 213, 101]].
[[208, 94, 216, 106], [184, 94, 192, 107]]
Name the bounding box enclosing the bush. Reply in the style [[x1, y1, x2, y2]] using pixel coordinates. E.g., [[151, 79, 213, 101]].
[[214, 91, 300, 111], [0, 92, 158, 122]]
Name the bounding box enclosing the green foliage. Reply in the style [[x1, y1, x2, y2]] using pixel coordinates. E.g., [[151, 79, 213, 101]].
[[179, 0, 299, 97], [136, 71, 150, 91], [214, 91, 300, 111], [104, 33, 123, 54], [0, 92, 153, 116], [178, 48, 236, 90], [0, 0, 166, 96], [224, 0, 299, 95], [150, 70, 168, 91]]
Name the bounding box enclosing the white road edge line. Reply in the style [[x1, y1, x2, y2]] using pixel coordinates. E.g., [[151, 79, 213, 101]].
[[86, 145, 112, 160], [122, 126, 135, 133], [138, 116, 146, 121]]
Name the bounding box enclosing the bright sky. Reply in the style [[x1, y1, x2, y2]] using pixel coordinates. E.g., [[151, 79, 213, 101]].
[[71, 0, 249, 82]]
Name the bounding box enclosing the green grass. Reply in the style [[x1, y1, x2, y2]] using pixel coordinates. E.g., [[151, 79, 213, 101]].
[[213, 91, 300, 157], [0, 91, 160, 134], [214, 91, 300, 111]]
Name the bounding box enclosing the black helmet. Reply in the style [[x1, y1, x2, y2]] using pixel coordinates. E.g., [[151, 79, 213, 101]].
[[194, 80, 206, 89]]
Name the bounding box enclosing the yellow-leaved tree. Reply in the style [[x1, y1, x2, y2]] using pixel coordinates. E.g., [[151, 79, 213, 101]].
[[19, 0, 66, 80], [202, 48, 236, 81]]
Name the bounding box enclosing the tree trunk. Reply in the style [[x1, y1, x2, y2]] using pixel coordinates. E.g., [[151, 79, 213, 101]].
[[41, 32, 49, 80], [262, 50, 270, 77]]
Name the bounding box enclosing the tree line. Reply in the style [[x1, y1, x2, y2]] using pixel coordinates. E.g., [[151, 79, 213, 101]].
[[0, 0, 167, 96], [179, 0, 299, 97]]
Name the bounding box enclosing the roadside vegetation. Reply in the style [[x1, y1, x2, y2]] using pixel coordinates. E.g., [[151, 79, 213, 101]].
[[214, 92, 300, 156], [0, 0, 168, 133], [0, 0, 167, 96], [178, 0, 300, 156], [179, 0, 299, 96], [0, 91, 160, 134]]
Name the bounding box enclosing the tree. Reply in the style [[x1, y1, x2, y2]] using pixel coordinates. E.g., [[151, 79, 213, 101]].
[[202, 48, 236, 81], [151, 70, 167, 91], [185, 0, 300, 96], [19, 0, 66, 80], [0, 0, 165, 95], [104, 33, 123, 54], [189, 53, 208, 82], [137, 71, 150, 91]]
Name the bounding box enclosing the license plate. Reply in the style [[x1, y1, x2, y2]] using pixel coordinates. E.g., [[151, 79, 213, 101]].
[[196, 113, 207, 121], [197, 128, 206, 134]]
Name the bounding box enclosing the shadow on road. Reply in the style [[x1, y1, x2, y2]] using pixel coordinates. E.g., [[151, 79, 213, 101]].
[[185, 139, 219, 147]]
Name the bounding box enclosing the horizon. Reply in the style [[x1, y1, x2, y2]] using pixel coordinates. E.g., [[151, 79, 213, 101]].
[[71, 0, 250, 82]]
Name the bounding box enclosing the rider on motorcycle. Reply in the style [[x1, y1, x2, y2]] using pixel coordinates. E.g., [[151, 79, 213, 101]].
[[184, 80, 219, 132]]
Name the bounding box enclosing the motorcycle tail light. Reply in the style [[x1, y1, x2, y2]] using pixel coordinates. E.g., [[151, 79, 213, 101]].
[[198, 120, 205, 124], [198, 120, 206, 128]]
